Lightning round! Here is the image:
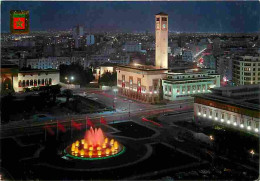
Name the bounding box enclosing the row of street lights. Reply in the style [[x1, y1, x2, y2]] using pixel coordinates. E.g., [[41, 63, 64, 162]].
[[65, 76, 74, 88]]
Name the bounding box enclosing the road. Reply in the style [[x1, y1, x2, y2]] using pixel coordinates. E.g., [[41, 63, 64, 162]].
[[1, 88, 258, 179], [1, 88, 194, 137]]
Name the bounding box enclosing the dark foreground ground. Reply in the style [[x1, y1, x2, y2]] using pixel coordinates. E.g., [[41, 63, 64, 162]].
[[1, 121, 259, 180]]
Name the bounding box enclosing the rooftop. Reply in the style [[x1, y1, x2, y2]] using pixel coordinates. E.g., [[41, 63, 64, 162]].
[[117, 64, 168, 71], [19, 69, 59, 73], [236, 55, 260, 62], [156, 12, 168, 16], [212, 84, 259, 92], [194, 85, 260, 111], [99, 62, 118, 67]]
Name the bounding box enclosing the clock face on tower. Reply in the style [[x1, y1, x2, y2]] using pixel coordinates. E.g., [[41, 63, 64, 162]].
[[162, 23, 167, 30]]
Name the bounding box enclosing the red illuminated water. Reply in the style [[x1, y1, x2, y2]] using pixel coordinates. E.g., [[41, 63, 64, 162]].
[[84, 127, 105, 146]]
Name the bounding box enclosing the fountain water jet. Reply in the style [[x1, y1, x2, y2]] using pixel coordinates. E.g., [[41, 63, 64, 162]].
[[64, 127, 125, 160]]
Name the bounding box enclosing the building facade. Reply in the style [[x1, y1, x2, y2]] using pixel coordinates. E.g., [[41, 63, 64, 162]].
[[194, 85, 260, 136], [1, 65, 60, 92], [116, 12, 169, 103], [217, 55, 233, 82], [117, 65, 168, 103], [182, 50, 193, 62], [26, 57, 89, 70], [233, 55, 260, 85], [122, 42, 142, 52], [162, 69, 220, 100], [16, 69, 60, 92], [94, 64, 116, 80]]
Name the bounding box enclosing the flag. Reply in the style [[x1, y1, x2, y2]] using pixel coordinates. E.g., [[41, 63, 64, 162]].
[[71, 120, 81, 130], [13, 17, 25, 30], [44, 125, 55, 135], [100, 117, 107, 124], [87, 118, 94, 127], [142, 118, 149, 122], [57, 121, 66, 132]]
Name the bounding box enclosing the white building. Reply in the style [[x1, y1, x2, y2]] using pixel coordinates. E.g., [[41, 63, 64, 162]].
[[94, 63, 116, 80], [123, 42, 142, 52], [26, 57, 89, 70], [109, 55, 130, 65], [194, 84, 260, 136], [232, 55, 260, 85], [1, 65, 60, 92], [90, 54, 129, 66], [16, 69, 60, 92], [162, 69, 220, 100], [90, 55, 110, 66]]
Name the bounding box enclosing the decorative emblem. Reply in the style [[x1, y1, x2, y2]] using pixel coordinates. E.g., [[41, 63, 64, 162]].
[[10, 10, 29, 34]]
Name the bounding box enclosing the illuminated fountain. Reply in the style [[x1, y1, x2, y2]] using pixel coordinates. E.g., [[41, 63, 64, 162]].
[[64, 127, 125, 160]]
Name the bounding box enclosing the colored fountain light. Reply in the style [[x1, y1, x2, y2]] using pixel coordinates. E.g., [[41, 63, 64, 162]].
[[64, 127, 125, 160]]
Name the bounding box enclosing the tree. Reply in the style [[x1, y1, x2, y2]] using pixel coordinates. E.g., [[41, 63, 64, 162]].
[[63, 89, 73, 103], [98, 72, 117, 87], [59, 63, 94, 87], [50, 84, 61, 103], [1, 88, 15, 96], [1, 94, 15, 122]]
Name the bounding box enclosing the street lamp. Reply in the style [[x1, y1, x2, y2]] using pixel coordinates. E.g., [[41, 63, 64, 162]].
[[250, 149, 255, 159], [129, 100, 132, 118], [70, 76, 74, 89], [113, 89, 118, 112], [209, 135, 214, 141]]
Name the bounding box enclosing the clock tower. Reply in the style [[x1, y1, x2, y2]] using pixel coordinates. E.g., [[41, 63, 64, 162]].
[[155, 12, 168, 69]]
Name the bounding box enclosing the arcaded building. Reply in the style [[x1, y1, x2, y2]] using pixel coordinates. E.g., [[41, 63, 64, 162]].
[[194, 84, 260, 136], [1, 64, 60, 92]]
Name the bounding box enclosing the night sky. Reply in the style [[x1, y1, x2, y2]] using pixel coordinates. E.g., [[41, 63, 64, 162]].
[[1, 1, 260, 33]]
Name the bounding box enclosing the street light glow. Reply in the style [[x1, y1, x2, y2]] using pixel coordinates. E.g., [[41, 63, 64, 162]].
[[209, 135, 214, 141], [250, 149, 255, 155]]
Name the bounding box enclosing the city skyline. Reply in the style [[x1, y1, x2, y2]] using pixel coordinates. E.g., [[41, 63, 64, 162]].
[[2, 1, 260, 33]]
